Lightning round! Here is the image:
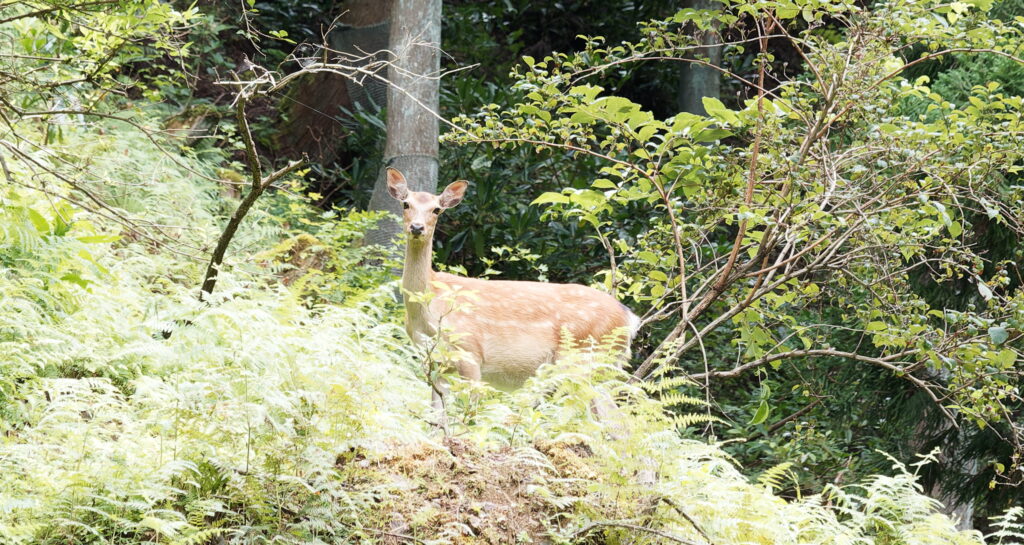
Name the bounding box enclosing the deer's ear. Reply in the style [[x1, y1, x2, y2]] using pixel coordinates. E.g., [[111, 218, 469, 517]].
[[386, 168, 408, 200], [439, 180, 469, 209]]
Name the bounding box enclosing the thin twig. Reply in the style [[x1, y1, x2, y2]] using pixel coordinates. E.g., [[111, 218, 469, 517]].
[[687, 348, 957, 427], [661, 498, 716, 545], [763, 398, 823, 436], [572, 521, 703, 545]]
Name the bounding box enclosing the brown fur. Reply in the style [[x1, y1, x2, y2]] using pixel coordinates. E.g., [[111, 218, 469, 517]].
[[387, 168, 636, 391], [427, 272, 632, 389]]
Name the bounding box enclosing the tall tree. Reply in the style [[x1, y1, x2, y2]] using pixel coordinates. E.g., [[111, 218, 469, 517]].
[[366, 0, 443, 247], [677, 0, 722, 115]]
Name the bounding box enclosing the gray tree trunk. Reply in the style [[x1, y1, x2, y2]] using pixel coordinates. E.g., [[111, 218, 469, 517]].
[[366, 0, 442, 248], [931, 455, 977, 531], [678, 0, 722, 116], [910, 367, 976, 531], [915, 406, 977, 530]]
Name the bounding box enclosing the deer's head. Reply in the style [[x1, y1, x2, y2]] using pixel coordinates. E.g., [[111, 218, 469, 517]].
[[386, 167, 468, 241]]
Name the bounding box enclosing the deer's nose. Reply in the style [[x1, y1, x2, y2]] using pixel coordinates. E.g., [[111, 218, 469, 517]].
[[410, 223, 425, 235]]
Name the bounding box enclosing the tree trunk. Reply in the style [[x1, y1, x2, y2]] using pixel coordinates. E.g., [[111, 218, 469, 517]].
[[677, 0, 722, 115], [931, 466, 976, 531], [366, 0, 442, 248], [916, 407, 978, 530]]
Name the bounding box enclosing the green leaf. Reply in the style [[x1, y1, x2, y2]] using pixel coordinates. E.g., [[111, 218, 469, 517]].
[[995, 349, 1016, 367], [988, 326, 1008, 345], [532, 192, 569, 205], [948, 221, 962, 237], [866, 321, 888, 332], [750, 400, 770, 425], [600, 96, 638, 118], [59, 273, 89, 288], [963, 0, 993, 8], [570, 189, 607, 208], [670, 112, 703, 132], [693, 128, 732, 142], [776, 3, 799, 19], [568, 84, 603, 101], [519, 104, 541, 116], [702, 97, 739, 125], [638, 251, 659, 264], [27, 209, 49, 234], [637, 124, 659, 141], [77, 234, 121, 244], [681, 179, 700, 198], [570, 110, 597, 124]]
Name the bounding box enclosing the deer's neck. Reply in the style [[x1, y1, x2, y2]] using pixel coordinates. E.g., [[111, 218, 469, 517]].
[[402, 236, 436, 338]]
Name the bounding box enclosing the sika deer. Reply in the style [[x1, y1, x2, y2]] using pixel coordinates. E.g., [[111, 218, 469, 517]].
[[386, 168, 640, 399]]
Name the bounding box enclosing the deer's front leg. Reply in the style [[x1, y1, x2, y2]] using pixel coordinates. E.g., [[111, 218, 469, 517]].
[[430, 353, 481, 407], [429, 355, 480, 434]]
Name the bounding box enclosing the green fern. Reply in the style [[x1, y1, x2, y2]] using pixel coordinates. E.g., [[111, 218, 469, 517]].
[[656, 392, 709, 408], [757, 461, 797, 492], [0, 28, 1002, 545], [670, 412, 723, 429], [988, 507, 1024, 545], [642, 375, 697, 392], [168, 527, 233, 545]]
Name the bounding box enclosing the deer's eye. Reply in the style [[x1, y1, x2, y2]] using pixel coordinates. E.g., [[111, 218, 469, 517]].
[[432, 207, 441, 215], [402, 202, 410, 210]]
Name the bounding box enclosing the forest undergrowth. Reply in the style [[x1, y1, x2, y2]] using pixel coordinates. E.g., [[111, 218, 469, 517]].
[[2, 109, 1022, 544]]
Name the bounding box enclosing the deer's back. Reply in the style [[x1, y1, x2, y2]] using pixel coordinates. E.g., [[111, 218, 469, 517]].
[[427, 272, 633, 388]]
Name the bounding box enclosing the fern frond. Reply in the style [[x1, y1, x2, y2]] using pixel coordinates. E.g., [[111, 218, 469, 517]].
[[988, 506, 1024, 545], [657, 392, 708, 408], [670, 412, 722, 429], [756, 462, 795, 492], [641, 372, 698, 394]]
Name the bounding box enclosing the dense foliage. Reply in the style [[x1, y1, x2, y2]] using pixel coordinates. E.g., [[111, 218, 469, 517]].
[[447, 0, 1024, 519], [1, 0, 1023, 543]]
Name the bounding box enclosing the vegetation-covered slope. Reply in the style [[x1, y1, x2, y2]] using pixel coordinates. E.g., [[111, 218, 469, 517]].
[[0, 109, 1018, 545], [1, 0, 1023, 543]]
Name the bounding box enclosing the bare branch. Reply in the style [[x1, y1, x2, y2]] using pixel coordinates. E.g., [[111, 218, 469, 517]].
[[572, 521, 704, 545]]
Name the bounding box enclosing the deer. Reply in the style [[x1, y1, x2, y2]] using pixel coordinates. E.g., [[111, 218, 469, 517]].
[[385, 167, 641, 407]]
